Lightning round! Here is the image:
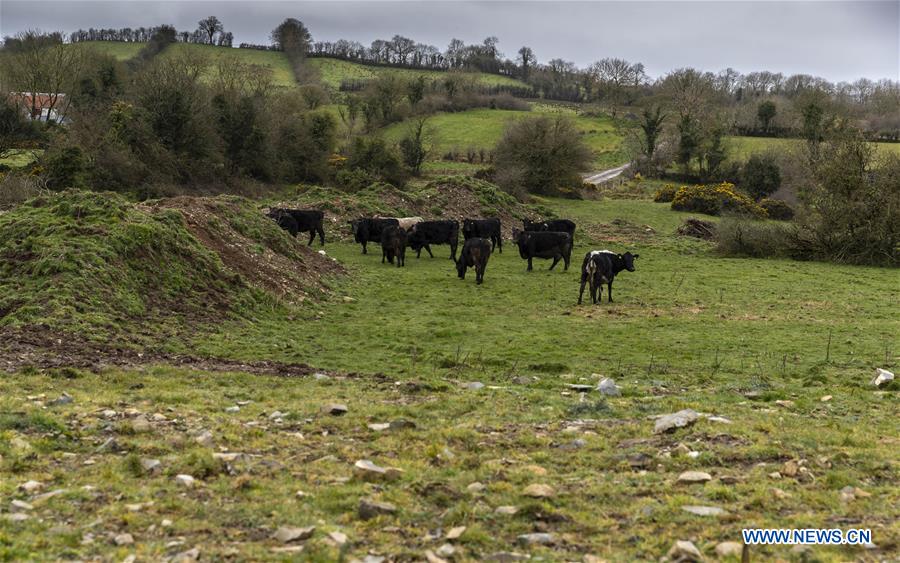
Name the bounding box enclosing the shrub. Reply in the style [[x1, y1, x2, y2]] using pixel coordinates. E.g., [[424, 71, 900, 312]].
[[494, 115, 592, 196], [759, 198, 795, 220], [671, 182, 767, 218], [653, 184, 679, 202], [334, 168, 375, 193], [0, 172, 44, 208], [346, 136, 407, 187], [741, 154, 782, 200], [716, 217, 795, 258], [43, 146, 86, 190]]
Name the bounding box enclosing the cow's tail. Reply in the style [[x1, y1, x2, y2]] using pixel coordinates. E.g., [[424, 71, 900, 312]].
[[587, 258, 598, 292]]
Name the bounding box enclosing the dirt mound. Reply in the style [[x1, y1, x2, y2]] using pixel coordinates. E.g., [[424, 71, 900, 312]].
[[145, 196, 343, 303], [274, 177, 543, 239], [676, 217, 717, 240], [584, 218, 656, 245], [0, 191, 342, 345]]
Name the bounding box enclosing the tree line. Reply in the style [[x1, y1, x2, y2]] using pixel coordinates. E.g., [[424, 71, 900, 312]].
[[68, 16, 234, 47]]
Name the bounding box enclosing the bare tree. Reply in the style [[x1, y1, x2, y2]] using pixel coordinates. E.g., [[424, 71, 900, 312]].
[[517, 46, 536, 79], [3, 30, 86, 124], [197, 16, 223, 45]]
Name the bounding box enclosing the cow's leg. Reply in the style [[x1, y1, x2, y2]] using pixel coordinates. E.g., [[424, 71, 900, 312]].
[[425, 244, 434, 258], [497, 236, 502, 253], [450, 241, 457, 261], [362, 241, 367, 255], [381, 248, 386, 263], [527, 257, 533, 271], [458, 262, 466, 279], [318, 225, 325, 245], [578, 275, 588, 304], [595, 283, 601, 304], [307, 230, 315, 246], [608, 282, 614, 302], [476, 264, 484, 284], [549, 256, 560, 270]]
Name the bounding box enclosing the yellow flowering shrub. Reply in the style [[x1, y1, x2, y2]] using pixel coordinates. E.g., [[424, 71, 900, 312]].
[[671, 182, 767, 218], [653, 184, 679, 202]]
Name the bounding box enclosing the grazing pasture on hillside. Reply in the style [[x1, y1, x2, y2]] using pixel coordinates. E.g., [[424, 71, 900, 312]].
[[382, 105, 627, 169], [726, 135, 900, 160], [1, 194, 896, 561], [307, 57, 530, 90]]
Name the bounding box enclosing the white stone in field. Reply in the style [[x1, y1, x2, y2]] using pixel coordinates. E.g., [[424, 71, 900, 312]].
[[677, 471, 712, 484], [597, 378, 621, 396], [114, 533, 134, 546], [715, 542, 743, 557], [522, 483, 555, 498], [681, 505, 727, 516], [175, 474, 195, 488], [872, 368, 894, 387], [272, 525, 315, 543], [517, 533, 556, 546], [194, 430, 213, 447], [19, 480, 44, 493], [654, 409, 699, 433], [666, 540, 702, 562]]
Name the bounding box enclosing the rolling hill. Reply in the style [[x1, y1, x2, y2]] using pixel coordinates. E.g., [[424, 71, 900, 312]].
[[306, 56, 530, 91], [381, 102, 628, 169], [75, 41, 296, 87]]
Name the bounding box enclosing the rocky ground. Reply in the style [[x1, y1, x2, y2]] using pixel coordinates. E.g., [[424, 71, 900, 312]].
[[0, 365, 895, 561]]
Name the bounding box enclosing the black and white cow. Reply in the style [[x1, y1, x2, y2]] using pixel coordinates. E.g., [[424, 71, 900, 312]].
[[268, 208, 325, 246], [407, 220, 460, 261], [350, 217, 400, 254], [456, 238, 492, 284], [512, 229, 572, 271], [523, 218, 576, 240], [577, 250, 639, 304], [380, 225, 407, 267], [462, 218, 502, 253]]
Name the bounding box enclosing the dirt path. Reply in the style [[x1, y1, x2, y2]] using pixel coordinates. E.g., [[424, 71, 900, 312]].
[[0, 327, 343, 377], [583, 163, 631, 185]]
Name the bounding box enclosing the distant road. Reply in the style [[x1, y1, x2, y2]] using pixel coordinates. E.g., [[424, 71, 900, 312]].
[[583, 163, 630, 185]]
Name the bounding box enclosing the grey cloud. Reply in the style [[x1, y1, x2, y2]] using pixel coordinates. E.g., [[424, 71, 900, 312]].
[[1, 1, 897, 82]]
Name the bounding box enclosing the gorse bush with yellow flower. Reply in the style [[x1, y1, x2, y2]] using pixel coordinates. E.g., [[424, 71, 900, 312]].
[[671, 182, 767, 218], [653, 184, 679, 203]]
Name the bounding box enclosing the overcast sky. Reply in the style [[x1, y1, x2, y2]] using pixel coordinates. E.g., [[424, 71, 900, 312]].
[[1, 1, 897, 82]]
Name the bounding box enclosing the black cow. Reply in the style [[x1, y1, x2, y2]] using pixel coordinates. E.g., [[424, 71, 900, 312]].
[[268, 208, 325, 246], [578, 250, 639, 304], [350, 217, 400, 254], [462, 218, 502, 253], [457, 238, 492, 284], [267, 209, 298, 238], [512, 229, 572, 271], [380, 225, 407, 267], [523, 218, 576, 240], [408, 220, 459, 261]]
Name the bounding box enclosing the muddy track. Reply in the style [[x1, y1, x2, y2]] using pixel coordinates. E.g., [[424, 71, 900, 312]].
[[0, 327, 348, 377]]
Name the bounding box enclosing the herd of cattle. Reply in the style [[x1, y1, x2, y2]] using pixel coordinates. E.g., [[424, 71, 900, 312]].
[[266, 208, 638, 302]]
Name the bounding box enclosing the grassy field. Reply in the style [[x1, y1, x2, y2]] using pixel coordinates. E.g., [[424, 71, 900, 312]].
[[0, 149, 42, 169], [382, 103, 627, 170], [74, 42, 296, 87], [727, 136, 900, 160], [74, 40, 144, 61], [307, 57, 529, 91], [1, 191, 897, 560]]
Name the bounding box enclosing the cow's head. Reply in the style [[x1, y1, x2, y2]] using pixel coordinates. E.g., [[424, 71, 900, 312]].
[[621, 252, 639, 272], [350, 219, 364, 240]]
